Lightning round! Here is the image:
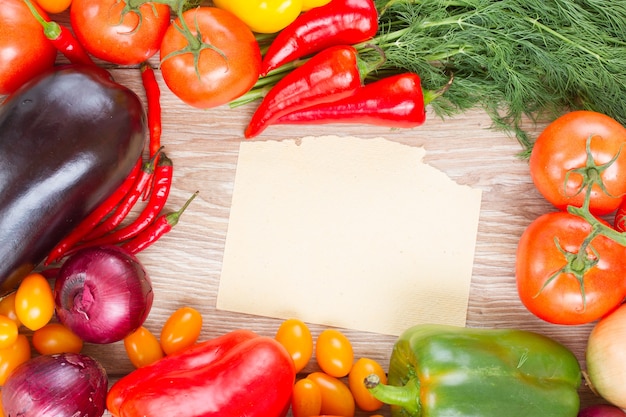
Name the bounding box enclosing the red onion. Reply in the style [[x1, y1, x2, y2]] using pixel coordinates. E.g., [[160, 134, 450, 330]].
[[579, 404, 626, 417], [2, 352, 108, 417], [54, 245, 153, 344]]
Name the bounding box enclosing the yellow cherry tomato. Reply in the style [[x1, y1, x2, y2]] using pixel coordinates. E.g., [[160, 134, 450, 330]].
[[348, 357, 387, 412], [0, 293, 21, 328], [315, 329, 354, 378], [32, 323, 84, 355], [306, 371, 355, 417], [160, 306, 203, 355], [212, 0, 303, 34], [125, 326, 164, 368], [301, 0, 331, 11], [0, 316, 18, 350], [15, 273, 54, 331], [291, 378, 322, 417], [275, 318, 313, 373], [0, 334, 31, 385], [35, 0, 72, 14]]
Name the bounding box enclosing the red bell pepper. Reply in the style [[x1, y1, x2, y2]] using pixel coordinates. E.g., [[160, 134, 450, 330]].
[[107, 329, 295, 417], [260, 0, 378, 76], [245, 45, 366, 138], [275, 72, 429, 128]]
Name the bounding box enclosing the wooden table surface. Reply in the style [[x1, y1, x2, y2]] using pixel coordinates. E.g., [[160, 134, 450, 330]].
[[3, 11, 608, 416]]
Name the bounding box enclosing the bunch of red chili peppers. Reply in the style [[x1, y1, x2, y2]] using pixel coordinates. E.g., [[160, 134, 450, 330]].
[[30, 1, 197, 265], [242, 0, 433, 138]]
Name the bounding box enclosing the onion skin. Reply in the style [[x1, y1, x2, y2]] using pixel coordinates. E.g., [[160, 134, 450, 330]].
[[1, 352, 108, 417], [54, 245, 153, 344], [578, 404, 626, 417], [586, 304, 626, 408]]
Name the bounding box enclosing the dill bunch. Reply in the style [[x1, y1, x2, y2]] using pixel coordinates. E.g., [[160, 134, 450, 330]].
[[370, 0, 626, 152]]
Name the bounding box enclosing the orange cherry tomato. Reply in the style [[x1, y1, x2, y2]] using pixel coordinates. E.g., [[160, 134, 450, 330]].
[[292, 378, 322, 417], [15, 273, 54, 331], [0, 315, 18, 350], [125, 325, 164, 368], [35, 0, 72, 14], [348, 358, 387, 412], [160, 306, 203, 355], [275, 318, 313, 373], [32, 322, 84, 355], [315, 329, 354, 378], [0, 334, 31, 385], [0, 293, 21, 328], [306, 371, 355, 417]]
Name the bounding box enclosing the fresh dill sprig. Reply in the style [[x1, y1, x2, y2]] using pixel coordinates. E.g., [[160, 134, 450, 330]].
[[371, 0, 626, 152]]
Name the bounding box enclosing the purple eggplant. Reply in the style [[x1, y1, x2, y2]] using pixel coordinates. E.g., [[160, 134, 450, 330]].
[[0, 65, 146, 293]]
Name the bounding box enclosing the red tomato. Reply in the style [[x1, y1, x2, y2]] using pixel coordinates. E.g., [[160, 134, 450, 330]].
[[315, 329, 354, 378], [159, 7, 261, 109], [275, 318, 313, 373], [0, 0, 57, 95], [516, 211, 626, 325], [529, 111, 626, 215], [70, 0, 170, 65]]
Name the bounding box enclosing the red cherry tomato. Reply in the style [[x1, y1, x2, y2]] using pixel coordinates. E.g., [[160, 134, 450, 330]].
[[159, 6, 261, 109], [0, 0, 57, 95], [32, 322, 84, 355], [315, 329, 354, 378], [275, 318, 313, 373], [70, 0, 170, 65], [160, 306, 203, 355], [124, 325, 164, 368]]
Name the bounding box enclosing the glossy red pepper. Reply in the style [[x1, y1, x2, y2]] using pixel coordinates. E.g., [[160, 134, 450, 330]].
[[246, 45, 365, 138], [120, 191, 198, 254], [260, 0, 378, 76], [275, 72, 428, 128], [140, 63, 162, 159], [107, 330, 296, 417]]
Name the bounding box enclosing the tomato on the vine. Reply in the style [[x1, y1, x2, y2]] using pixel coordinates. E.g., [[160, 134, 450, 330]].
[[0, 0, 57, 95], [516, 211, 626, 325], [529, 111, 626, 216], [70, 0, 170, 65], [159, 7, 261, 109]]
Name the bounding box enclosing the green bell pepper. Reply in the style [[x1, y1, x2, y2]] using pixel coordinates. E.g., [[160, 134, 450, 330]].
[[366, 324, 581, 417]]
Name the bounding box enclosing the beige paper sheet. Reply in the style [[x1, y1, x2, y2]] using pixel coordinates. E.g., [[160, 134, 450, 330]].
[[217, 136, 482, 336]]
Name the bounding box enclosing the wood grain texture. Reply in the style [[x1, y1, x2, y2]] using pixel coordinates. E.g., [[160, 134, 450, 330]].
[[2, 16, 606, 415]]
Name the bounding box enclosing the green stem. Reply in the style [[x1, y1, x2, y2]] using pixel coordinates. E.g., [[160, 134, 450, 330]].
[[23, 0, 61, 40], [364, 374, 421, 415]]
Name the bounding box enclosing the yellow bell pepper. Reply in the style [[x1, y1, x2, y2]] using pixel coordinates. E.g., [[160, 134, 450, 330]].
[[212, 0, 303, 34]]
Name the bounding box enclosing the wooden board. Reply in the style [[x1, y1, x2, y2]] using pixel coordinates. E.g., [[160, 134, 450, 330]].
[[1, 15, 606, 416]]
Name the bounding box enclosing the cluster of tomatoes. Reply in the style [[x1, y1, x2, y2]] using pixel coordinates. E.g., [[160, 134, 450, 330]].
[[516, 110, 626, 325]]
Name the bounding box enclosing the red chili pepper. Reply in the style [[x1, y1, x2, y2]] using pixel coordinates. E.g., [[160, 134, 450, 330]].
[[107, 330, 295, 417], [246, 45, 367, 138], [83, 152, 161, 241], [275, 72, 429, 128], [66, 154, 173, 254], [44, 157, 142, 266], [23, 0, 100, 68], [121, 191, 198, 255], [140, 63, 162, 159], [107, 329, 259, 416], [260, 0, 378, 76]]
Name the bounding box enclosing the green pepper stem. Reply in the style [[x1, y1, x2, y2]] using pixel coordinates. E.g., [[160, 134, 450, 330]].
[[364, 374, 421, 416]]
